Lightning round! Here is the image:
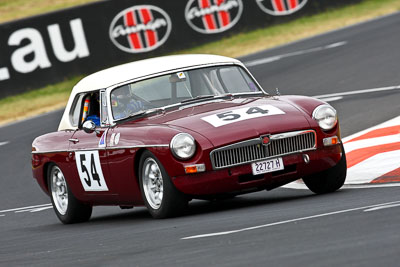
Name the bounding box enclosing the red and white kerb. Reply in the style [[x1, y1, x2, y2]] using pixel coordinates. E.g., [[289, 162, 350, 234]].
[[343, 116, 400, 184]]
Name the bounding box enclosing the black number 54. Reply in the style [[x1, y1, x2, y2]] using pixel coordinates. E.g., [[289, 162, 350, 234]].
[[217, 107, 269, 121], [79, 153, 101, 187]]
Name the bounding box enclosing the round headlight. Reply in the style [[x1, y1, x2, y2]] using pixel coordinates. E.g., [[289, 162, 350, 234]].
[[170, 133, 196, 160], [312, 104, 337, 131]]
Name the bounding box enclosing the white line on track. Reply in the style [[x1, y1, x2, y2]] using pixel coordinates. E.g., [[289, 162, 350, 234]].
[[0, 203, 52, 214], [343, 183, 400, 189], [181, 200, 400, 240], [244, 41, 347, 67], [15, 206, 53, 213], [285, 182, 400, 190], [364, 203, 400, 212], [313, 85, 400, 99], [0, 141, 9, 147]]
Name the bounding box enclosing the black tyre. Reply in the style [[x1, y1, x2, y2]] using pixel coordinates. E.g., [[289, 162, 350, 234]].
[[139, 151, 188, 218], [303, 145, 347, 194], [48, 164, 92, 224]]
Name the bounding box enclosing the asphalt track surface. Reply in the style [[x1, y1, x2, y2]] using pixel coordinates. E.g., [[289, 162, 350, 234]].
[[1, 12, 400, 266]]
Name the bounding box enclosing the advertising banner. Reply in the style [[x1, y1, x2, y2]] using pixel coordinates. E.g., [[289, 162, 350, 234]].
[[0, 0, 361, 97]]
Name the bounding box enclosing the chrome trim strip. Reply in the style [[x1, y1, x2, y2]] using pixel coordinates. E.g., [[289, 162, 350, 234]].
[[32, 150, 70, 154], [72, 148, 107, 152], [107, 144, 169, 150], [270, 130, 316, 140], [32, 144, 169, 154]]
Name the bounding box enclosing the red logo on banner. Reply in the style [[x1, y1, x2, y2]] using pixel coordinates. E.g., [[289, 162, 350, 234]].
[[185, 0, 243, 34], [256, 0, 308, 16], [109, 5, 171, 53]]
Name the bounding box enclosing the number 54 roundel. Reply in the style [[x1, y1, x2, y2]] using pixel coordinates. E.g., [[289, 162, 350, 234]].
[[201, 105, 285, 127], [75, 151, 109, 191]]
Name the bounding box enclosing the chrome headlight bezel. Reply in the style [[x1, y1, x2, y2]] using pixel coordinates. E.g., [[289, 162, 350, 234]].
[[170, 133, 196, 160], [312, 104, 338, 131]]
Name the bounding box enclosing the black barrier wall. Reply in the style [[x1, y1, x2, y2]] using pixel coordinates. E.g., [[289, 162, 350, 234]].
[[0, 0, 362, 98]]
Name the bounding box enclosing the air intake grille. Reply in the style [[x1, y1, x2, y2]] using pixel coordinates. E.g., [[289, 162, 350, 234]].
[[210, 130, 316, 169]]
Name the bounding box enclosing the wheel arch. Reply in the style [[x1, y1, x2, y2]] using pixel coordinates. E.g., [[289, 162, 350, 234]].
[[134, 148, 147, 183], [42, 161, 56, 194]]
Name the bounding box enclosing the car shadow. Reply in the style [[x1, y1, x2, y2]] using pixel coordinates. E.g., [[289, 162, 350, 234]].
[[184, 188, 315, 217], [33, 188, 348, 228], [87, 188, 342, 223]]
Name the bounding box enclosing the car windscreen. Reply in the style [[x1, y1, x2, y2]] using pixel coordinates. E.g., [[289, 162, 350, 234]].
[[110, 65, 261, 120]]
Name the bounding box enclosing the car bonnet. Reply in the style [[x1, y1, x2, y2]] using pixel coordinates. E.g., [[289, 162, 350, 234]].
[[135, 97, 312, 148]]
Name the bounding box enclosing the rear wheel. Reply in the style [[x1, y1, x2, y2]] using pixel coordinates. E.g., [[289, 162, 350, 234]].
[[139, 151, 188, 218], [303, 145, 347, 194], [48, 164, 92, 224]]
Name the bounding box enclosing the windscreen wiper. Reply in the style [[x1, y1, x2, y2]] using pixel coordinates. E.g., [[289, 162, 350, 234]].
[[118, 108, 164, 123], [229, 91, 267, 97], [181, 95, 216, 104]]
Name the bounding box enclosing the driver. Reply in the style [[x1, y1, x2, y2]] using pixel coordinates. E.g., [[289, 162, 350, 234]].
[[82, 93, 101, 126], [111, 86, 144, 119]]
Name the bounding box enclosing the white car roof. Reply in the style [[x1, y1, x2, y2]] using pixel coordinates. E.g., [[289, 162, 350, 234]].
[[73, 54, 241, 93], [59, 54, 242, 131]]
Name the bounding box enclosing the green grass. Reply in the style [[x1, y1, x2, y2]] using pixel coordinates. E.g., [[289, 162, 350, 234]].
[[0, 0, 99, 24], [179, 0, 400, 57], [1, 0, 399, 125], [0, 76, 83, 124]]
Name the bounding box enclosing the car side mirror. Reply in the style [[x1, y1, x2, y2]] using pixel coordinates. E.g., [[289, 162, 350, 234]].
[[82, 120, 98, 134]]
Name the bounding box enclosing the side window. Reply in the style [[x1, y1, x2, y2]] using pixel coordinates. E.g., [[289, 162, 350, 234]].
[[69, 94, 85, 127], [83, 92, 101, 126], [69, 91, 101, 128]]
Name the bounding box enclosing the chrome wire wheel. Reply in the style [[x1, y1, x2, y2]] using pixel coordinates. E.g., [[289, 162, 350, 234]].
[[50, 166, 68, 215], [142, 158, 164, 210]]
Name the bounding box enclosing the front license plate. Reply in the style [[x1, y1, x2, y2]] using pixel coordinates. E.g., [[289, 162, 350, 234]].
[[251, 158, 284, 175]]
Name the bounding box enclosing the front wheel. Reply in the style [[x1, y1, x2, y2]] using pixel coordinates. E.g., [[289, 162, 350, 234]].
[[139, 151, 188, 219], [48, 164, 92, 224], [303, 145, 347, 194]]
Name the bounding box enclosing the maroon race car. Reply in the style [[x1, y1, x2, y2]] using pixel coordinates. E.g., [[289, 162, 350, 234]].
[[32, 54, 346, 224]]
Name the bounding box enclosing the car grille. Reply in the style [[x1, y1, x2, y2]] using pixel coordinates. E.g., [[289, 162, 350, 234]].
[[210, 130, 316, 169]]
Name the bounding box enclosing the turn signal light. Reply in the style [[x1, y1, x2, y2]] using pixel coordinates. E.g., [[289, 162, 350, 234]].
[[184, 164, 206, 174], [323, 136, 339, 146], [32, 154, 41, 168]]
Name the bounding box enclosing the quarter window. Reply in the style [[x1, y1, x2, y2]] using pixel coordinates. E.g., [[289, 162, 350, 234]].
[[70, 94, 85, 127]]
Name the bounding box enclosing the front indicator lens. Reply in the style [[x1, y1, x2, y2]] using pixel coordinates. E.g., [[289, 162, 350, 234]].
[[184, 164, 206, 174], [323, 136, 340, 146]]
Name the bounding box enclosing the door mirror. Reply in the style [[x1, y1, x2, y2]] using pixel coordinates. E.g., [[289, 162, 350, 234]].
[[82, 120, 97, 134]]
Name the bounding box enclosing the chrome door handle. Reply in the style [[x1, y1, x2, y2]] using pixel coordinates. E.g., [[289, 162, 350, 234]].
[[68, 138, 79, 143]]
